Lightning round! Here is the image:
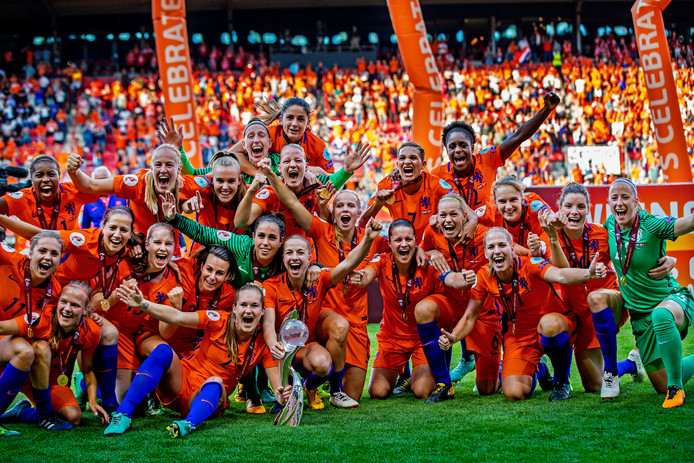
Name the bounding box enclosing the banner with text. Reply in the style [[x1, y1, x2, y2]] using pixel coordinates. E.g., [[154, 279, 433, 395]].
[[152, 0, 201, 167], [387, 0, 444, 168]]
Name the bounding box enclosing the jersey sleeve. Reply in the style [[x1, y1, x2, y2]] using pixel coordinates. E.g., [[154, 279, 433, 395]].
[[169, 213, 253, 262], [263, 281, 278, 310], [470, 268, 490, 301], [308, 133, 334, 173], [112, 173, 145, 200], [420, 225, 437, 250], [80, 319, 102, 358], [261, 345, 278, 369], [0, 242, 20, 265], [252, 186, 277, 213], [640, 211, 677, 241], [526, 256, 554, 279], [525, 192, 551, 214], [195, 309, 221, 330], [433, 175, 455, 198], [366, 253, 386, 276], [478, 144, 503, 168], [179, 175, 213, 201], [307, 215, 331, 240]]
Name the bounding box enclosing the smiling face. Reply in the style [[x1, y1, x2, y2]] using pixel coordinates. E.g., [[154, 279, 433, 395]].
[[145, 228, 175, 271], [233, 288, 264, 333], [31, 160, 60, 205], [280, 105, 309, 143], [56, 286, 88, 332], [283, 237, 311, 280], [560, 192, 589, 232], [332, 191, 360, 234], [211, 164, 240, 206], [494, 185, 524, 223], [445, 129, 475, 173], [279, 147, 306, 189], [102, 213, 133, 256], [29, 236, 62, 281], [396, 146, 423, 183], [243, 126, 271, 165], [389, 225, 416, 267], [437, 200, 466, 241], [198, 254, 231, 293], [608, 182, 639, 228], [151, 148, 180, 194], [484, 230, 514, 274], [253, 220, 283, 263]]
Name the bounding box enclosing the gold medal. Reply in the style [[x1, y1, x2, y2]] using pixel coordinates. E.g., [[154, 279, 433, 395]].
[[620, 275, 627, 287], [401, 312, 407, 322], [100, 299, 111, 311], [57, 374, 69, 387], [386, 196, 395, 205], [27, 326, 33, 338], [318, 188, 331, 200]]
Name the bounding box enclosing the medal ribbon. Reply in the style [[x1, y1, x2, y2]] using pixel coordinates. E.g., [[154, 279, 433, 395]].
[[614, 212, 641, 282], [337, 231, 358, 289], [32, 189, 61, 230], [23, 259, 53, 331], [392, 258, 416, 322], [58, 330, 81, 378], [560, 226, 590, 268], [450, 156, 476, 207], [235, 327, 260, 383], [495, 262, 519, 334], [98, 237, 124, 299]]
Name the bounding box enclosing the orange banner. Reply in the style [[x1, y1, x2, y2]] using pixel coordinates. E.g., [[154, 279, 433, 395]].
[[387, 0, 444, 168], [631, 0, 692, 182], [529, 184, 694, 292], [152, 0, 201, 168]]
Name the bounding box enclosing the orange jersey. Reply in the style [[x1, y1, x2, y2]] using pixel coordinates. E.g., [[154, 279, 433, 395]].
[[370, 171, 454, 241], [557, 223, 619, 318], [112, 170, 211, 236], [252, 184, 318, 238], [169, 259, 236, 355], [367, 253, 441, 338], [431, 145, 502, 210], [420, 223, 490, 306], [47, 315, 101, 385], [307, 215, 374, 327], [471, 256, 567, 333], [268, 125, 334, 173], [54, 228, 128, 285], [0, 243, 61, 323], [264, 268, 334, 340], [181, 310, 276, 397], [194, 188, 245, 235], [3, 183, 99, 231], [486, 192, 552, 258]]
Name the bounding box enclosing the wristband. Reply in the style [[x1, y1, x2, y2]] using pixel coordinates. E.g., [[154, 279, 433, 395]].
[[308, 263, 324, 270], [439, 270, 453, 283]]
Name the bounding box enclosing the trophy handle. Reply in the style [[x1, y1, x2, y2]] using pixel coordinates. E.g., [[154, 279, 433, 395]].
[[278, 344, 298, 388], [274, 368, 304, 427]]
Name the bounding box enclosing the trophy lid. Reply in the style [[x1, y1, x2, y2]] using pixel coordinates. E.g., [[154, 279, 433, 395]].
[[280, 319, 309, 348]]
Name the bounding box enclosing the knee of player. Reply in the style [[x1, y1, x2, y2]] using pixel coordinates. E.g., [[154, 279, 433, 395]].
[[537, 314, 564, 337], [503, 387, 528, 402], [586, 290, 609, 311], [650, 306, 675, 326], [330, 317, 350, 343], [476, 381, 499, 396], [368, 385, 389, 400], [100, 323, 119, 345], [32, 340, 52, 361], [11, 339, 35, 368], [414, 299, 437, 323], [61, 407, 82, 426], [411, 384, 430, 400], [309, 352, 332, 377]]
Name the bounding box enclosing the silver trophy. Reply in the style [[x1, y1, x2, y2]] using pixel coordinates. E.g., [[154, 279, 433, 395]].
[[274, 312, 309, 427]]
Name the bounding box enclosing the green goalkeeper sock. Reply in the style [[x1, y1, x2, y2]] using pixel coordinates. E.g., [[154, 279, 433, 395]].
[[651, 307, 683, 389]]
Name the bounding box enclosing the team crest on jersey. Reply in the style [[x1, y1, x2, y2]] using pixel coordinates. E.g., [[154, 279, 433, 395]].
[[70, 232, 86, 247], [123, 175, 138, 187], [7, 191, 23, 199], [216, 230, 232, 241], [475, 205, 486, 217], [439, 179, 453, 190], [194, 176, 209, 188], [206, 310, 220, 321], [24, 312, 41, 326], [255, 188, 270, 200], [370, 255, 381, 263], [519, 277, 528, 290]]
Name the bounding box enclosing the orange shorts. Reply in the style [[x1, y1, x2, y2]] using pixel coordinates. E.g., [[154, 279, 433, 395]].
[[158, 367, 228, 418], [345, 325, 370, 370], [115, 330, 153, 370], [372, 332, 426, 371], [501, 329, 543, 378], [424, 294, 465, 332], [21, 383, 78, 410], [473, 352, 501, 381], [569, 291, 629, 353]]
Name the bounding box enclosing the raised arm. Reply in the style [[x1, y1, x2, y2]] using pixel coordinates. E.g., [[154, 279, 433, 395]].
[[116, 283, 199, 328], [0, 215, 44, 240], [539, 209, 570, 268], [259, 158, 313, 232], [358, 190, 392, 227], [0, 318, 20, 336], [674, 214, 694, 237], [499, 91, 560, 162], [66, 154, 115, 194], [330, 218, 383, 285], [234, 175, 266, 229], [542, 252, 606, 285]]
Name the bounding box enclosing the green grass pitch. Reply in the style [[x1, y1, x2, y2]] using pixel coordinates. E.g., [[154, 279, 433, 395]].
[[4, 324, 694, 463]]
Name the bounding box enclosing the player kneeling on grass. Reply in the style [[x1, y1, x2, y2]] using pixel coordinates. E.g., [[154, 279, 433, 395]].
[[262, 218, 384, 410], [105, 284, 287, 438], [0, 282, 109, 431], [439, 227, 607, 402]]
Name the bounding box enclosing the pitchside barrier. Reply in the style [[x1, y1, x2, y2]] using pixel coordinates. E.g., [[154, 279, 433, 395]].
[[366, 183, 694, 323]]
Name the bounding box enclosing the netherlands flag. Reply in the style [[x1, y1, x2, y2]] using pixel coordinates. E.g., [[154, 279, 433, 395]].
[[518, 46, 531, 64]]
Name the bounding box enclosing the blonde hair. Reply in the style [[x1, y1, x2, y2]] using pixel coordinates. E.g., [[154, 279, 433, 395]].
[[144, 144, 182, 217], [483, 227, 515, 277], [492, 175, 524, 200]]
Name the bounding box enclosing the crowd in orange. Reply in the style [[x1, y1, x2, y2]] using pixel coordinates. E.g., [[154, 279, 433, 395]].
[[1, 33, 692, 195]]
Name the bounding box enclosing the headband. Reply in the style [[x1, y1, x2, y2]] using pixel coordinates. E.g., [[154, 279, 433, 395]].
[[64, 284, 90, 301], [244, 120, 270, 137]]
